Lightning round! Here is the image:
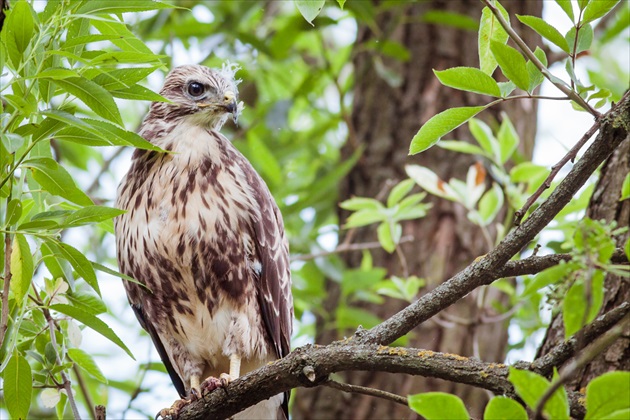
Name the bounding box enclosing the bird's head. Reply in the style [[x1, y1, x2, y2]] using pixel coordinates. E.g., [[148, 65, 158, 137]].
[[157, 63, 243, 130]]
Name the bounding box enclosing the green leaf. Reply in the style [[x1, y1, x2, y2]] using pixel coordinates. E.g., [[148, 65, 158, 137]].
[[68, 348, 107, 384], [516, 15, 570, 53], [437, 140, 489, 157], [23, 157, 93, 206], [92, 262, 148, 289], [110, 84, 167, 102], [490, 40, 530, 91], [340, 197, 384, 212], [565, 24, 594, 54], [10, 234, 33, 303], [387, 179, 415, 207], [295, 0, 325, 25], [527, 47, 548, 92], [555, 0, 575, 21], [625, 237, 630, 262], [76, 0, 175, 14], [51, 77, 122, 125], [344, 209, 385, 228], [478, 183, 504, 226], [484, 396, 527, 420], [377, 222, 400, 253], [585, 371, 630, 420], [63, 206, 125, 228], [620, 173, 630, 201], [563, 270, 604, 338], [433, 67, 501, 97], [34, 67, 80, 80], [469, 118, 500, 161], [522, 263, 573, 296], [579, 0, 591, 11], [478, 4, 510, 75], [409, 106, 486, 155], [5, 198, 23, 225], [1, 133, 25, 153], [497, 113, 519, 163], [582, 0, 620, 25], [509, 368, 569, 420], [49, 304, 134, 359], [90, 67, 159, 90], [408, 393, 469, 420], [57, 242, 100, 295], [7, 0, 34, 57], [4, 351, 33, 420]]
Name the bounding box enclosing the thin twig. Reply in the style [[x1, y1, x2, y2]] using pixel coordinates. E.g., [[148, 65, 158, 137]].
[[47, 318, 81, 420], [73, 364, 96, 420], [533, 314, 629, 419], [86, 146, 126, 196], [323, 379, 409, 407], [513, 120, 601, 225], [291, 235, 414, 261], [481, 0, 600, 117]]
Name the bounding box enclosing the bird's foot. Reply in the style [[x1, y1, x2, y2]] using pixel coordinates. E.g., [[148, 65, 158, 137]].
[[200, 373, 235, 396], [155, 398, 189, 420]]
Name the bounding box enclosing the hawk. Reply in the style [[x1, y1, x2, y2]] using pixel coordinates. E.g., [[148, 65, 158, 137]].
[[115, 64, 293, 419]]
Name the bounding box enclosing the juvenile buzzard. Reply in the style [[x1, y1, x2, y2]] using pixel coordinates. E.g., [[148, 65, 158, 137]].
[[115, 64, 293, 419]]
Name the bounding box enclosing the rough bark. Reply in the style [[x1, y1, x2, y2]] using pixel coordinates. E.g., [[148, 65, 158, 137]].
[[537, 130, 630, 391], [295, 1, 542, 418]]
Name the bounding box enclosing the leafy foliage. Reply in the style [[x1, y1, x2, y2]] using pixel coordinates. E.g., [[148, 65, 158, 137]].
[[0, 0, 627, 418]]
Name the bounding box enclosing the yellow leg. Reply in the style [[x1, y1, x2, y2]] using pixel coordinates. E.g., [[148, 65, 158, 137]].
[[229, 354, 241, 379], [190, 374, 201, 397]]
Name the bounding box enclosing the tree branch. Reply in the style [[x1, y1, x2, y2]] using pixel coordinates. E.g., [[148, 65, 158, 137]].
[[176, 300, 628, 420], [322, 379, 408, 407], [357, 94, 629, 347], [174, 92, 629, 420]]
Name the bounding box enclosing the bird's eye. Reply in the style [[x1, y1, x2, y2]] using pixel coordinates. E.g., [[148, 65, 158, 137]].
[[187, 82, 205, 97]]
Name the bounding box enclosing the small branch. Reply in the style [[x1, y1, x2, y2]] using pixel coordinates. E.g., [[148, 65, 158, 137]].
[[481, 0, 600, 117], [322, 379, 408, 407], [45, 315, 81, 420], [513, 121, 601, 225], [533, 313, 629, 419], [531, 301, 630, 376], [86, 146, 126, 197], [291, 236, 414, 262], [73, 364, 96, 420]]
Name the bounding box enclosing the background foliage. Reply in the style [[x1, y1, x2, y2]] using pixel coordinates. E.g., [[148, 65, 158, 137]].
[[0, 0, 628, 419]]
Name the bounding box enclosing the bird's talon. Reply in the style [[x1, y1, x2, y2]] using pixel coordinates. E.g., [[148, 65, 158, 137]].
[[219, 372, 235, 388], [200, 376, 223, 396], [156, 398, 189, 420]]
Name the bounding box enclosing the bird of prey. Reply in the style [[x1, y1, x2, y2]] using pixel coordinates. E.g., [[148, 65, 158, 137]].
[[115, 64, 293, 419]]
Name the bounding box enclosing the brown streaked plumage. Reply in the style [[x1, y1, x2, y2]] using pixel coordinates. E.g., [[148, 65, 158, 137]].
[[115, 64, 293, 419]]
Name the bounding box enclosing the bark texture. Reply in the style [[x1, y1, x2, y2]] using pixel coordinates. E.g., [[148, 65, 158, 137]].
[[295, 1, 542, 418], [537, 134, 630, 390]]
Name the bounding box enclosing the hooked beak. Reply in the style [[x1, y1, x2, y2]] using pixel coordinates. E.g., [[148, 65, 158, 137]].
[[197, 91, 239, 125]]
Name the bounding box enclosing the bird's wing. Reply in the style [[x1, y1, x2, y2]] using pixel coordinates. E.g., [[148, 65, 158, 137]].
[[130, 302, 187, 398], [249, 171, 293, 416]]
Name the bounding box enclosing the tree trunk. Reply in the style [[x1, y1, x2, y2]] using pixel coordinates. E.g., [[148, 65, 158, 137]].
[[294, 1, 542, 419], [537, 137, 630, 390]]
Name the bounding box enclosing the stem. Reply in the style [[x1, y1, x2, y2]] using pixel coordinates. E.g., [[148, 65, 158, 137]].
[[512, 90, 613, 225], [481, 0, 600, 117], [46, 315, 81, 419], [323, 379, 409, 407]]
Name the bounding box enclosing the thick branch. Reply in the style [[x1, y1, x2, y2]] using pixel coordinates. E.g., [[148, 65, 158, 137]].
[[358, 94, 629, 346], [175, 91, 630, 420]]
